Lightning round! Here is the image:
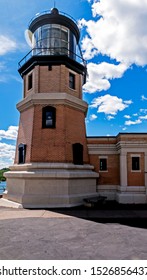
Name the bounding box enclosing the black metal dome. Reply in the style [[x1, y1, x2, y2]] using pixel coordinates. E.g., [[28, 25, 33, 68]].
[[29, 9, 80, 43]]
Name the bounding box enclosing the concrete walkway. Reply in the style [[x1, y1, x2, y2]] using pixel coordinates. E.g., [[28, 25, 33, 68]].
[[0, 198, 147, 260]]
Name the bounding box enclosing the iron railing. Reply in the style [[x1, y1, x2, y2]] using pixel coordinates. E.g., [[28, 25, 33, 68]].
[[18, 47, 87, 69]]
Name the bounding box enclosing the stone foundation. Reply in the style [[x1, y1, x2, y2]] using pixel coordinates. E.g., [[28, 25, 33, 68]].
[[4, 163, 99, 208]]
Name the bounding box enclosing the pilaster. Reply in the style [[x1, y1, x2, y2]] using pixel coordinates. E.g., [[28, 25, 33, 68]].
[[120, 150, 127, 187]]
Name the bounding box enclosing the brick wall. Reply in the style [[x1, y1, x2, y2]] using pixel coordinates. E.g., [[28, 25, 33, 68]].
[[127, 152, 145, 186], [24, 65, 82, 99], [31, 104, 88, 163], [89, 154, 120, 185], [15, 104, 88, 164], [14, 106, 34, 163]]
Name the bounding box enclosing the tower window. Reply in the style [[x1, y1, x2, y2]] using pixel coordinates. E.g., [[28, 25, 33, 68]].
[[100, 158, 107, 171], [132, 157, 140, 171], [69, 72, 75, 90], [18, 144, 26, 164], [28, 73, 33, 90], [72, 143, 83, 165], [48, 65, 52, 71], [42, 106, 56, 128]]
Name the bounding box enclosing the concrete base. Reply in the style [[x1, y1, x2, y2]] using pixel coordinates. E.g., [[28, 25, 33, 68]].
[[97, 185, 118, 201], [97, 185, 147, 204], [116, 193, 147, 204], [4, 163, 99, 208], [116, 186, 147, 204], [0, 198, 22, 209]]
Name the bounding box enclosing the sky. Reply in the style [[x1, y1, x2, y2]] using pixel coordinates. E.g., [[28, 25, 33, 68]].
[[0, 0, 147, 169]]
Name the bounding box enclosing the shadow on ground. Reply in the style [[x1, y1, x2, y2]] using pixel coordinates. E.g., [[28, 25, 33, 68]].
[[47, 201, 147, 230]]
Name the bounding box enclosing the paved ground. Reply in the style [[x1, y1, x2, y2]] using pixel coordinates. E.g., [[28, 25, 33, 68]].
[[0, 198, 147, 260]]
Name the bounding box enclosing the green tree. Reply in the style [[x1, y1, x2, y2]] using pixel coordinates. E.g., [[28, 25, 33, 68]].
[[0, 168, 10, 181]]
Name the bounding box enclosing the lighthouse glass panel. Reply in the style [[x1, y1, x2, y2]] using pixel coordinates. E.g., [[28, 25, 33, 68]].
[[34, 24, 70, 56]]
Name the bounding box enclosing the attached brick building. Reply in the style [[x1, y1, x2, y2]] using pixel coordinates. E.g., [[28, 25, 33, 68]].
[[87, 134, 147, 203]]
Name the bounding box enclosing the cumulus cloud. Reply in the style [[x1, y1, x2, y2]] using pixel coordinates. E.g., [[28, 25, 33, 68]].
[[123, 107, 147, 127], [125, 119, 142, 126], [0, 35, 17, 55], [0, 126, 18, 141], [81, 36, 98, 60], [107, 115, 115, 121], [139, 115, 147, 120], [0, 143, 15, 169], [124, 115, 131, 119], [140, 108, 147, 113], [90, 94, 132, 117], [89, 114, 98, 121], [141, 95, 147, 101], [81, 0, 147, 66], [83, 62, 128, 93]]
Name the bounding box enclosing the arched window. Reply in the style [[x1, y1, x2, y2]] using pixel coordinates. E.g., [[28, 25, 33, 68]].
[[42, 106, 56, 128]]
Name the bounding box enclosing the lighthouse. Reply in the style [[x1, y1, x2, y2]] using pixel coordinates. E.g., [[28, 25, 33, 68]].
[[5, 8, 98, 208]]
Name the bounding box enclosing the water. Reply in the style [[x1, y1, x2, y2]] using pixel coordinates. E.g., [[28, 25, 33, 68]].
[[0, 181, 6, 194]]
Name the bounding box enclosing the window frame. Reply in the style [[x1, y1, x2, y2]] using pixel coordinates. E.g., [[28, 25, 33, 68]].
[[69, 72, 76, 90], [27, 73, 33, 91], [42, 106, 56, 129], [131, 156, 140, 171], [99, 157, 108, 172], [18, 143, 26, 164]]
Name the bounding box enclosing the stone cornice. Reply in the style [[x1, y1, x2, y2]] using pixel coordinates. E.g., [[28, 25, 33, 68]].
[[87, 144, 118, 154], [17, 92, 88, 115], [9, 162, 95, 171], [116, 141, 147, 151]]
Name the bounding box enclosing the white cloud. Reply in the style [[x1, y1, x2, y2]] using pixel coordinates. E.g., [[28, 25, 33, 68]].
[[81, 0, 147, 66], [0, 126, 18, 141], [141, 95, 147, 101], [139, 115, 147, 120], [124, 115, 131, 119], [125, 119, 142, 126], [107, 115, 115, 120], [123, 108, 147, 126], [90, 94, 132, 116], [81, 36, 98, 60], [0, 142, 16, 169], [83, 62, 128, 93], [140, 108, 147, 113], [0, 35, 17, 55], [89, 114, 98, 121]]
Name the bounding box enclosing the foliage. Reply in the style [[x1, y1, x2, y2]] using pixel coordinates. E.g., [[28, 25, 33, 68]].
[[0, 168, 10, 181]]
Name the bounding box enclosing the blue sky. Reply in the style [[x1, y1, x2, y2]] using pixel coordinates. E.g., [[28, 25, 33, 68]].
[[0, 0, 147, 169]]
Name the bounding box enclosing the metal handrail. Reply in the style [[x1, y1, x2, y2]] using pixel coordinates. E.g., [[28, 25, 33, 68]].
[[18, 47, 87, 68]]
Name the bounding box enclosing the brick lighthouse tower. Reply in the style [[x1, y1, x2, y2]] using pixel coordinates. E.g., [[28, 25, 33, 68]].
[[5, 8, 98, 208]]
